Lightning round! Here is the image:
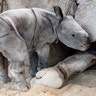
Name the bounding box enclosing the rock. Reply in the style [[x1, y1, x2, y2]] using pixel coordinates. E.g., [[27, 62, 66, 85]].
[[75, 0, 96, 42], [7, 0, 71, 14], [0, 0, 8, 12]]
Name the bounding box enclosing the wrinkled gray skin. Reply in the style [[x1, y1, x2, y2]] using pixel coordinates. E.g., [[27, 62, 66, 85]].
[[31, 49, 96, 88], [75, 0, 96, 42], [0, 6, 90, 91]]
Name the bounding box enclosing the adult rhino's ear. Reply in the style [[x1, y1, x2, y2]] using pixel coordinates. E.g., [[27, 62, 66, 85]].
[[53, 6, 65, 21]]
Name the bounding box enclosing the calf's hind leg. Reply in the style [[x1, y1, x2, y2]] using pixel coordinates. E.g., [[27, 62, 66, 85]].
[[9, 61, 28, 91], [0, 53, 11, 83]]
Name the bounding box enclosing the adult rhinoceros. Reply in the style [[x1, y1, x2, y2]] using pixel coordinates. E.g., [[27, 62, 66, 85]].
[[0, 6, 90, 91], [30, 48, 96, 89]]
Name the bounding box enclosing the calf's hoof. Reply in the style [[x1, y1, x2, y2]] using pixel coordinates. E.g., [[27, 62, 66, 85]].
[[0, 75, 11, 83], [15, 82, 29, 91], [30, 67, 64, 88], [29, 70, 37, 77]]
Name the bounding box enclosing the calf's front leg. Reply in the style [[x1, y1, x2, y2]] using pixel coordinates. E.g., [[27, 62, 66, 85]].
[[29, 44, 50, 77], [30, 49, 96, 88], [37, 44, 50, 69], [29, 51, 38, 77]]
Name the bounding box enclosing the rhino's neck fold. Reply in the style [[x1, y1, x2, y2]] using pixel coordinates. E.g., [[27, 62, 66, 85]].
[[27, 9, 37, 51], [32, 8, 59, 48]]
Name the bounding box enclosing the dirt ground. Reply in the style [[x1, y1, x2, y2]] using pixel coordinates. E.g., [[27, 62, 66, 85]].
[[0, 65, 96, 96], [0, 84, 96, 96]]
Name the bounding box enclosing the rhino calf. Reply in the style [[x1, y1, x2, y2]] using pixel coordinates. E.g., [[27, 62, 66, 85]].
[[0, 6, 90, 91]]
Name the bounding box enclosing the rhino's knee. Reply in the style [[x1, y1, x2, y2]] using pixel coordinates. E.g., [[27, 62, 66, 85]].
[[15, 52, 27, 62], [9, 62, 24, 78]]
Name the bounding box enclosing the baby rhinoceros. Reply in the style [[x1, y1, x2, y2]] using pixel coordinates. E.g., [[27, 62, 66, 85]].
[[0, 6, 90, 91]]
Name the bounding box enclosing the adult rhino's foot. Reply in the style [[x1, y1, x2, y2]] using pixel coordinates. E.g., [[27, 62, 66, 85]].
[[30, 67, 64, 88], [0, 75, 11, 83], [15, 81, 29, 91]]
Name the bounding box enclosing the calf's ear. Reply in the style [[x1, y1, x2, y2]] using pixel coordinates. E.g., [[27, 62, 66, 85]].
[[53, 6, 64, 21]]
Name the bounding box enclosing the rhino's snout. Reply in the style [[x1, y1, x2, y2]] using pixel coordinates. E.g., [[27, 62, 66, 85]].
[[80, 37, 90, 51]]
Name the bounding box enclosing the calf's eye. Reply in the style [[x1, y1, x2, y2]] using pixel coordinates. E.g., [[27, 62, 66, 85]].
[[72, 34, 75, 37]]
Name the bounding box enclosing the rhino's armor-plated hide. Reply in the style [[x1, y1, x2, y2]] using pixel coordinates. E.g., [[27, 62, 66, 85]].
[[0, 8, 58, 51], [0, 7, 90, 91]]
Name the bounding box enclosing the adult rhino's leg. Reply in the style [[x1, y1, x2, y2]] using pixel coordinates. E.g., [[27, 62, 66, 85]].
[[9, 61, 28, 91], [29, 51, 38, 77], [0, 53, 11, 83], [30, 49, 96, 88], [55, 50, 96, 79], [37, 44, 50, 69]]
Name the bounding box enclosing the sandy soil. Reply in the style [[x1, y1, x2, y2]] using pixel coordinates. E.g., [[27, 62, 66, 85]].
[[0, 65, 96, 96], [0, 84, 96, 96]]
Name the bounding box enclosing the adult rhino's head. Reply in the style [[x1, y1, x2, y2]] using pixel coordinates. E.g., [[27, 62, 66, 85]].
[[54, 6, 90, 51]]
